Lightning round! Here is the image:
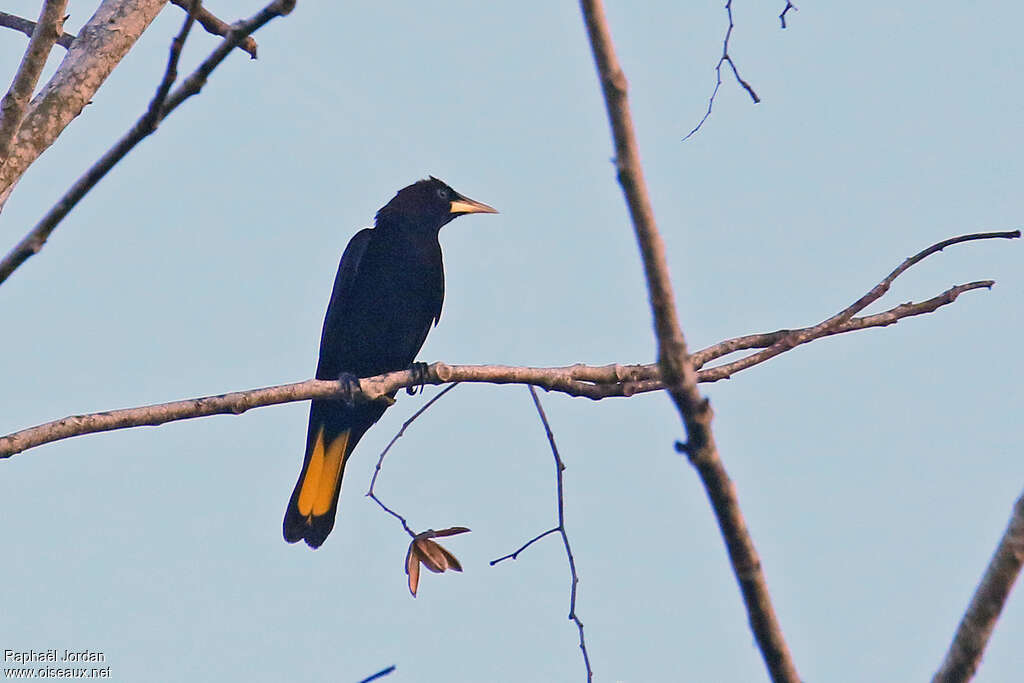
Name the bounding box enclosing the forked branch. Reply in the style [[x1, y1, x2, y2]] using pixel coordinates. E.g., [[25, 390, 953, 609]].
[[169, 0, 259, 58], [0, 0, 296, 287], [0, 10, 76, 49], [0, 1, 69, 163]]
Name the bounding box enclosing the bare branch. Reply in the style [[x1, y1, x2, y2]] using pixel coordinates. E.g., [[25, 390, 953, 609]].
[[169, 0, 258, 59], [0, 0, 296, 287], [696, 280, 995, 382], [1, 227, 1014, 459], [579, 1, 798, 680], [490, 528, 560, 564], [367, 383, 461, 537], [0, 234, 1013, 460], [357, 665, 396, 683], [491, 388, 591, 681], [932, 491, 1024, 683], [0, 1, 69, 164], [0, 11, 76, 49], [0, 0, 169, 207], [779, 2, 798, 29], [159, 0, 296, 114], [693, 229, 1021, 380], [684, 0, 761, 141]]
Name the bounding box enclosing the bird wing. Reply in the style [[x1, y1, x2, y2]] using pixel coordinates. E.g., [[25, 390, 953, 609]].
[[315, 227, 373, 379]]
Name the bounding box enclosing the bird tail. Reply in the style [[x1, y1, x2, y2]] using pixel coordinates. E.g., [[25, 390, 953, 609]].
[[283, 402, 358, 549]]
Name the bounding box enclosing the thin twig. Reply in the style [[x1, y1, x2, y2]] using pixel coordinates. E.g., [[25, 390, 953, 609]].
[[1, 226, 1015, 460], [579, 1, 798, 680], [0, 1, 69, 163], [367, 383, 460, 537], [695, 230, 1020, 383], [683, 0, 761, 141], [490, 387, 592, 682], [779, 2, 798, 29], [357, 665, 396, 683], [932, 490, 1024, 683], [0, 10, 75, 49], [490, 528, 559, 564], [159, 0, 296, 114], [0, 0, 296, 287], [168, 0, 258, 59], [699, 280, 997, 381]]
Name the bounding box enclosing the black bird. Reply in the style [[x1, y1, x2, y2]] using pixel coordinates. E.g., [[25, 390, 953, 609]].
[[283, 177, 497, 549]]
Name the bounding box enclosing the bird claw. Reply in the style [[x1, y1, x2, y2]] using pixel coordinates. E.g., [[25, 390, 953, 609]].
[[406, 362, 430, 396], [336, 372, 361, 406]]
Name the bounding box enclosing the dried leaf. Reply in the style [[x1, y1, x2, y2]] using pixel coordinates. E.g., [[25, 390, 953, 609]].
[[405, 545, 421, 597], [436, 544, 462, 572], [415, 538, 450, 573], [402, 527, 471, 597]]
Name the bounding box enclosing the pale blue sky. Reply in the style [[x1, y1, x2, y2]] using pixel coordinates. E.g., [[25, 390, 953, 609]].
[[1, 2, 1021, 681]]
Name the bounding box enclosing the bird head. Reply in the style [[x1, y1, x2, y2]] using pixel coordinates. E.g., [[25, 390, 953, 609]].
[[375, 177, 497, 231]]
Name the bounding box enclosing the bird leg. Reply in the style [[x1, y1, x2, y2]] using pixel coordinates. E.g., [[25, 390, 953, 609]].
[[406, 362, 430, 396], [335, 372, 362, 406]]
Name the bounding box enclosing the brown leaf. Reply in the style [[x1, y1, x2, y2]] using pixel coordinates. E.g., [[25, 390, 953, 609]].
[[415, 538, 450, 573], [402, 527, 471, 597], [405, 544, 421, 597]]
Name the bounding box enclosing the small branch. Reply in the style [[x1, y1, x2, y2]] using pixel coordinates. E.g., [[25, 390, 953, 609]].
[[683, 0, 761, 141], [779, 2, 798, 29], [698, 280, 996, 381], [932, 491, 1024, 683], [0, 0, 296, 287], [0, 11, 76, 49], [169, 0, 258, 59], [357, 666, 396, 683], [0, 1, 69, 164], [490, 387, 591, 681], [693, 230, 1019, 383], [159, 0, 296, 114], [367, 383, 461, 538], [490, 527, 559, 564], [148, 0, 201, 129], [691, 281, 994, 372]]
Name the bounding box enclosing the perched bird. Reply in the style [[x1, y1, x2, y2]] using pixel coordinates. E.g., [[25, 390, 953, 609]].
[[283, 177, 497, 549]]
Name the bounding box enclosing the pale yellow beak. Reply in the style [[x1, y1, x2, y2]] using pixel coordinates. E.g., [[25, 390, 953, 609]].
[[449, 195, 498, 215]]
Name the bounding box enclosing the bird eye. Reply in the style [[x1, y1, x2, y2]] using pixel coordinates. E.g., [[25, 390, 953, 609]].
[[436, 188, 449, 199]]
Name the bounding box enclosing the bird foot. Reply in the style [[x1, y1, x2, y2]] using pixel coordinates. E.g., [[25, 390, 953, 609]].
[[336, 372, 362, 406], [406, 362, 430, 396]]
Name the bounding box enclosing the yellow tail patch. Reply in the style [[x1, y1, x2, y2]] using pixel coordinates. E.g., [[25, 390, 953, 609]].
[[296, 427, 350, 522]]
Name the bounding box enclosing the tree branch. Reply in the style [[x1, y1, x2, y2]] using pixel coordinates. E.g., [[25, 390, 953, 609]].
[[0, 11, 76, 50], [932, 490, 1024, 683], [367, 383, 461, 537], [159, 0, 295, 114], [169, 0, 258, 59], [779, 2, 798, 29], [493, 387, 592, 681], [683, 0, 762, 141], [0, 0, 296, 287], [357, 665, 396, 683], [579, 1, 799, 680], [1, 223, 1014, 460], [0, 0, 169, 208], [0, 1, 69, 164], [693, 228, 1021, 380]]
